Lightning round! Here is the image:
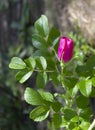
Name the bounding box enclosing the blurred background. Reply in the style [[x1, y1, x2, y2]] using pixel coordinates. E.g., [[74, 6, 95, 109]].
[[0, 0, 95, 130]]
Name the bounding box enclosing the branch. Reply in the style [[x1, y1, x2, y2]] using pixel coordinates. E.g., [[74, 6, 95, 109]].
[[88, 119, 95, 130]]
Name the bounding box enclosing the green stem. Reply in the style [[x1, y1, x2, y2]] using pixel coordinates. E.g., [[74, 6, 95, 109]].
[[88, 119, 95, 130], [34, 69, 54, 73], [60, 61, 74, 108], [52, 48, 59, 61], [60, 62, 70, 106]]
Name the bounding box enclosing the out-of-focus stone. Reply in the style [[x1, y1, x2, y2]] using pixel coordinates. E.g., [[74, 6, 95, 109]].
[[47, 0, 95, 44]]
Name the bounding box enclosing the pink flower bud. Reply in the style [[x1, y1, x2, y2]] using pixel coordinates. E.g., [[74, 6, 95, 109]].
[[57, 37, 74, 62]]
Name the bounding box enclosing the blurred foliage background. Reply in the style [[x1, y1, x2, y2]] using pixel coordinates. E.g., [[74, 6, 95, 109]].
[[0, 0, 95, 130], [0, 0, 44, 130]]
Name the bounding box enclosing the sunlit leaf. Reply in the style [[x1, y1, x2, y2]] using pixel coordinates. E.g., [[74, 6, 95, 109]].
[[36, 72, 47, 88], [25, 57, 36, 69], [78, 79, 92, 97], [34, 15, 49, 37], [32, 34, 47, 49], [29, 106, 50, 121], [36, 56, 47, 70], [24, 87, 43, 105], [39, 91, 54, 102], [9, 57, 26, 69]]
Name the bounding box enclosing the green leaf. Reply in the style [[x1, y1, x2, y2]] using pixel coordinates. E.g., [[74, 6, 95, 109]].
[[36, 56, 47, 70], [78, 79, 92, 97], [80, 107, 92, 120], [34, 15, 49, 37], [24, 87, 43, 105], [29, 106, 50, 121], [9, 57, 26, 69], [86, 55, 95, 70], [60, 116, 68, 128], [50, 71, 60, 86], [46, 57, 57, 70], [63, 77, 78, 88], [52, 113, 62, 128], [70, 116, 79, 123], [76, 95, 89, 108], [36, 72, 47, 88], [68, 122, 77, 130], [72, 127, 81, 130], [80, 121, 90, 130], [78, 55, 95, 77], [52, 102, 62, 112], [16, 70, 33, 83], [32, 34, 47, 49], [39, 91, 54, 102], [91, 88, 95, 97], [47, 27, 60, 46], [33, 50, 51, 58], [92, 77, 95, 86], [40, 56, 47, 70], [25, 57, 36, 69], [71, 85, 79, 97], [76, 65, 87, 77], [63, 108, 77, 121]]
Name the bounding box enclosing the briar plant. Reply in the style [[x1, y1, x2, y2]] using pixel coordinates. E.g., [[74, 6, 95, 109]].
[[9, 15, 95, 130]]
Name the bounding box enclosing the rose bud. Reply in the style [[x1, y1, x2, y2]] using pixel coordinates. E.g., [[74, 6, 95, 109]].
[[57, 37, 74, 62]]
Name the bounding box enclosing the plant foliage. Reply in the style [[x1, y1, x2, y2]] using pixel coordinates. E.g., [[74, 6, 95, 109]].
[[9, 15, 95, 130]]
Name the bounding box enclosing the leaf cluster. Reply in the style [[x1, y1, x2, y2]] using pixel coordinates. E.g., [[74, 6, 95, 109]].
[[9, 15, 95, 130]]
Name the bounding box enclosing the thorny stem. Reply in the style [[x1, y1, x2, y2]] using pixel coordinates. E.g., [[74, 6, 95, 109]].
[[88, 119, 95, 130]]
